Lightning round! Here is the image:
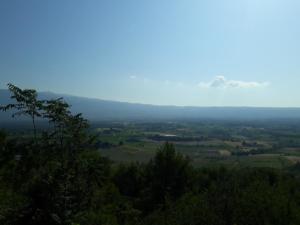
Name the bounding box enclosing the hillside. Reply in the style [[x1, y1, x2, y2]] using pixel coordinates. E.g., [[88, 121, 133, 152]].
[[1, 89, 300, 121]]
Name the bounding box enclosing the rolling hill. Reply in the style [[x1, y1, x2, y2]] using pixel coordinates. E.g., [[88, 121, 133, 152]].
[[1, 89, 300, 121]]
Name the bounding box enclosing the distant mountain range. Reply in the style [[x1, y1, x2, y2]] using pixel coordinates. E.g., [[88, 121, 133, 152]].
[[1, 89, 300, 121]]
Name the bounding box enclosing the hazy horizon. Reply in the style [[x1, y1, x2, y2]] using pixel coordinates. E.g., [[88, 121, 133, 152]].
[[3, 88, 300, 110], [1, 0, 300, 107]]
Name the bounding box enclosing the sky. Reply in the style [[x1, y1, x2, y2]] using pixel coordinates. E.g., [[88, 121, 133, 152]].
[[1, 0, 300, 107]]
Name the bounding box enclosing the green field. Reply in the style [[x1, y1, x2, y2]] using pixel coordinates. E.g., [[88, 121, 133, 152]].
[[92, 120, 300, 169]]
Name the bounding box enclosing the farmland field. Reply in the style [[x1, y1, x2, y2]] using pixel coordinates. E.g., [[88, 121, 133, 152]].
[[90, 120, 300, 169]]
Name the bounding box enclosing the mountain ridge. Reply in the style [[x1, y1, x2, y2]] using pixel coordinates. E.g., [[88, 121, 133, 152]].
[[1, 89, 300, 121]]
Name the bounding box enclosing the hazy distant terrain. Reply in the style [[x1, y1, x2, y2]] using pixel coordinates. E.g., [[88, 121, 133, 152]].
[[1, 89, 300, 121]]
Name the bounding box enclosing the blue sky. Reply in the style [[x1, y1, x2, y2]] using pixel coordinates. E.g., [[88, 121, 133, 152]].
[[1, 0, 300, 107]]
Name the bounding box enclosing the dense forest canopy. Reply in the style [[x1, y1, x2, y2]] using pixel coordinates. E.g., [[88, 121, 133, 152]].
[[1, 84, 300, 225]]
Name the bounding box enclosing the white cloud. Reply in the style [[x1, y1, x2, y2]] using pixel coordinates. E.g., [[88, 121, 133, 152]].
[[143, 78, 149, 83], [177, 82, 184, 87], [198, 76, 269, 89], [129, 75, 137, 79]]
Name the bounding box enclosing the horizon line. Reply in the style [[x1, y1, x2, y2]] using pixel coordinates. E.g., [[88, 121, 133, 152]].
[[1, 88, 300, 109]]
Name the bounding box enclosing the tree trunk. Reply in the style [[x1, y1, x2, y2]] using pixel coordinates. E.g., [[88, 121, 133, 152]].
[[32, 114, 37, 141]]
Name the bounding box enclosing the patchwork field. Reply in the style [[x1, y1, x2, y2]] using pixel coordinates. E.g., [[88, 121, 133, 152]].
[[93, 120, 300, 169]]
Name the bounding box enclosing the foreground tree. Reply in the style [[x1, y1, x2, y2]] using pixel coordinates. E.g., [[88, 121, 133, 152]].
[[0, 83, 43, 141], [143, 142, 192, 213], [0, 84, 111, 225]]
